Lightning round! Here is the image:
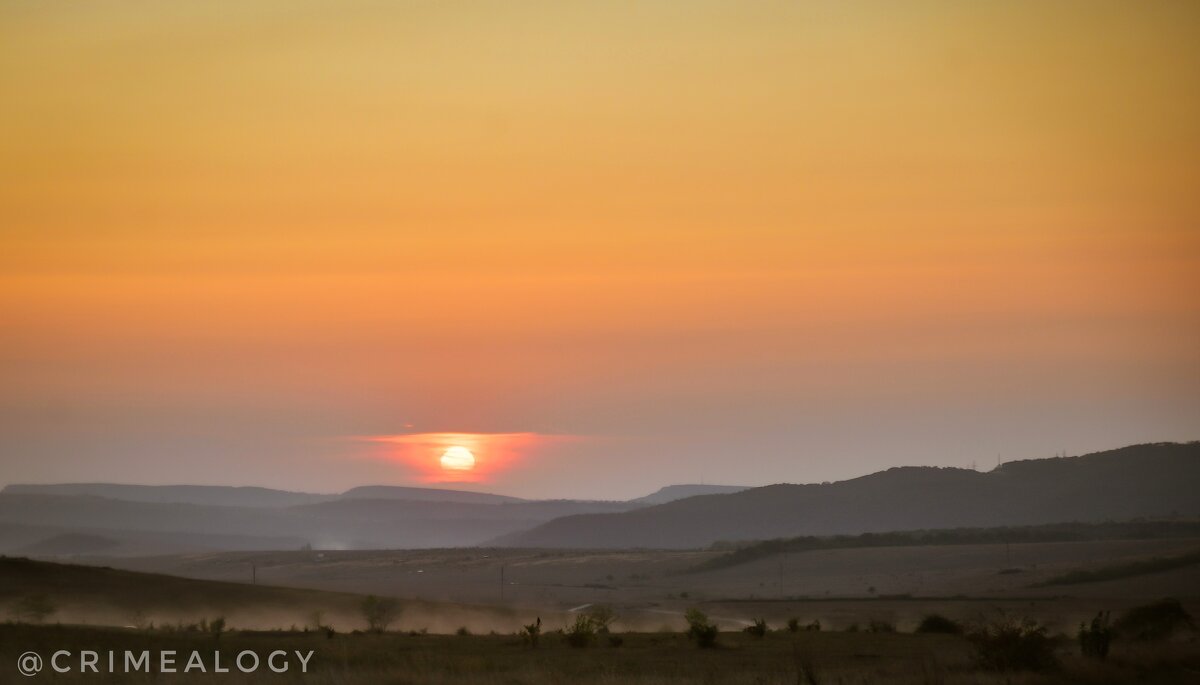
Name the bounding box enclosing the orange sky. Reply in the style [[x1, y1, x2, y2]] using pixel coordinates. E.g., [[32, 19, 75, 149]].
[[1, 1, 1198, 497]]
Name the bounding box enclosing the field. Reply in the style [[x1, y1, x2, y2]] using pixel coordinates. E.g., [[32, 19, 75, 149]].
[[90, 537, 1200, 633], [0, 558, 539, 635], [4, 536, 1199, 683], [2, 622, 1198, 684]]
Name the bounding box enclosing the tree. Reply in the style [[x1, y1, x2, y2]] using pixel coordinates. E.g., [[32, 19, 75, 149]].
[[1078, 611, 1112, 660], [360, 595, 401, 633], [11, 593, 56, 624]]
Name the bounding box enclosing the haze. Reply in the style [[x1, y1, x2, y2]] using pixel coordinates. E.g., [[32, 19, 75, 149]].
[[1, 1, 1198, 499]]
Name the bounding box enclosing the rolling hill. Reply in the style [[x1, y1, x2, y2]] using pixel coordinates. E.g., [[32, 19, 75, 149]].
[[0, 493, 638, 553], [495, 442, 1200, 549], [0, 556, 531, 632], [631, 484, 750, 505], [0, 480, 736, 554], [0, 483, 337, 507]]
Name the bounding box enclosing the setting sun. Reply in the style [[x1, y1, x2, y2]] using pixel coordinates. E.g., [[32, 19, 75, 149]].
[[439, 446, 476, 472]]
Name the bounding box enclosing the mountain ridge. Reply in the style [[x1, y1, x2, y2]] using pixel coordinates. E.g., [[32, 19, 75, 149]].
[[493, 442, 1200, 549]]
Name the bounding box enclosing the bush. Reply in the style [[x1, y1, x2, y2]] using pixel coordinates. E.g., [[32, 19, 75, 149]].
[[1078, 611, 1112, 660], [1113, 599, 1195, 641], [743, 618, 768, 638], [607, 634, 624, 647], [455, 626, 471, 636], [786, 617, 800, 633], [867, 619, 895, 633], [521, 617, 541, 648], [968, 618, 1058, 672], [685, 608, 719, 649], [916, 614, 963, 635], [564, 614, 597, 648], [209, 616, 226, 639], [360, 595, 401, 633], [586, 605, 617, 633]]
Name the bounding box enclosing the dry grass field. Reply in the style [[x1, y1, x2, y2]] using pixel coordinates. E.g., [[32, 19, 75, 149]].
[[3, 552, 1198, 683], [1, 622, 1197, 685], [88, 537, 1200, 633]]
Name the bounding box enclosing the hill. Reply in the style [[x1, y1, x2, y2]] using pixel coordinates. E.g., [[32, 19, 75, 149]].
[[0, 556, 528, 632], [340, 485, 525, 504], [0, 482, 530, 507], [631, 484, 750, 505], [495, 442, 1200, 549], [0, 493, 637, 553], [1, 483, 337, 507]]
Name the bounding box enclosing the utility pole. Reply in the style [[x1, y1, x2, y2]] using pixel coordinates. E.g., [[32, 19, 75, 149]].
[[251, 563, 257, 585], [500, 565, 505, 602]]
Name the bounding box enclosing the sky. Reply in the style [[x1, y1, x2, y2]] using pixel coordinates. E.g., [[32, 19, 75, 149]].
[[1, 1, 1198, 499]]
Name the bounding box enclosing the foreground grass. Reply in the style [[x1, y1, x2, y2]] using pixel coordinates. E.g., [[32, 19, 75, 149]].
[[2, 623, 1197, 684]]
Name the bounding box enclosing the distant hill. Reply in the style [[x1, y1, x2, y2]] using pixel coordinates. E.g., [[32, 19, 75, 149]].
[[631, 484, 749, 505], [1, 483, 335, 508], [0, 493, 638, 553], [4, 483, 533, 507], [495, 442, 1200, 549], [14, 532, 120, 556], [340, 485, 525, 505]]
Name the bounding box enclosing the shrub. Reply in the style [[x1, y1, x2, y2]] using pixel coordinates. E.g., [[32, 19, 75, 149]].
[[564, 614, 597, 648], [209, 616, 226, 639], [867, 619, 895, 633], [607, 634, 624, 647], [968, 617, 1058, 672], [360, 595, 401, 633], [521, 617, 541, 648], [1078, 611, 1112, 660], [916, 614, 963, 635], [455, 626, 471, 636], [1113, 598, 1195, 641], [685, 608, 719, 649], [586, 605, 617, 633], [787, 617, 800, 633], [744, 618, 768, 638]]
